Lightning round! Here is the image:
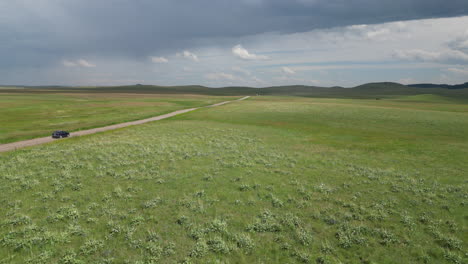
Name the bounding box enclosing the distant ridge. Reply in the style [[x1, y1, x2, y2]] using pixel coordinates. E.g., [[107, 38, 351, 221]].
[[2, 82, 467, 90], [354, 82, 408, 89], [1, 82, 467, 100], [408, 82, 468, 89]]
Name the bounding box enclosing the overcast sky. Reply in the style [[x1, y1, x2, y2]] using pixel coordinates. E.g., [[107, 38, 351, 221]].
[[1, 0, 468, 87]]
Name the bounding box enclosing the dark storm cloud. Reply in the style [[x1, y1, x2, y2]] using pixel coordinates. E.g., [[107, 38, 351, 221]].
[[1, 0, 467, 67]]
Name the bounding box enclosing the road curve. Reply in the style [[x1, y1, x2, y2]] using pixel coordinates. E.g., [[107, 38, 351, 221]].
[[0, 96, 250, 153]]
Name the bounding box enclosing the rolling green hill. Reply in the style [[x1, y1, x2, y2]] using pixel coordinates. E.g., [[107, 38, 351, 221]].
[[2, 82, 468, 101], [408, 82, 468, 89]]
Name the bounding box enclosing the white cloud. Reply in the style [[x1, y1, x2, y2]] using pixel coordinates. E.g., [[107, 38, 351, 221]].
[[281, 67, 296, 75], [275, 76, 320, 85], [366, 22, 406, 40], [456, 40, 468, 50], [449, 32, 468, 52], [366, 28, 391, 40], [177, 50, 199, 61], [446, 67, 468, 75], [205, 72, 267, 87], [251, 76, 266, 85], [336, 21, 408, 42], [232, 66, 251, 75], [398, 78, 417, 85], [205, 72, 237, 81], [232, 45, 269, 60], [150, 56, 169, 63], [77, 59, 96, 67], [63, 59, 96, 68], [393, 49, 468, 63]]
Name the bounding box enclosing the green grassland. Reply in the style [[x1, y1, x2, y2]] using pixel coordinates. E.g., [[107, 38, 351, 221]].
[[0, 92, 233, 144], [2, 82, 467, 145], [0, 95, 467, 263]]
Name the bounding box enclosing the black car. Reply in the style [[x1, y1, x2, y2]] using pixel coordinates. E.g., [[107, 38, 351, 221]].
[[52, 130, 70, 139]]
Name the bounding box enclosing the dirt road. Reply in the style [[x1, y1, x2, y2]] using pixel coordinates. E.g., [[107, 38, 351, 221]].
[[0, 96, 250, 153]]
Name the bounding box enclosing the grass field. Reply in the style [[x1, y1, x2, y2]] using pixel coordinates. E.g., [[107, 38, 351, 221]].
[[0, 91, 233, 144], [0, 95, 467, 263]]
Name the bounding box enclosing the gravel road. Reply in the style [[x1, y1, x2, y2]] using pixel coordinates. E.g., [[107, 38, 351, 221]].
[[0, 96, 250, 153]]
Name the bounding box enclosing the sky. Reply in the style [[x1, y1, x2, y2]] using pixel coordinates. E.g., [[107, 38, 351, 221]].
[[1, 0, 468, 87]]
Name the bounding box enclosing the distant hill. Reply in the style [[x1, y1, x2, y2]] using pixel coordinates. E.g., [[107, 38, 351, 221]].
[[1, 82, 467, 100], [408, 82, 468, 89]]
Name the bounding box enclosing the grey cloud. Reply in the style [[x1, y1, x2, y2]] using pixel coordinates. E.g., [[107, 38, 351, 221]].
[[448, 33, 468, 53], [63, 59, 96, 68], [1, 0, 468, 68], [393, 49, 468, 64]]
